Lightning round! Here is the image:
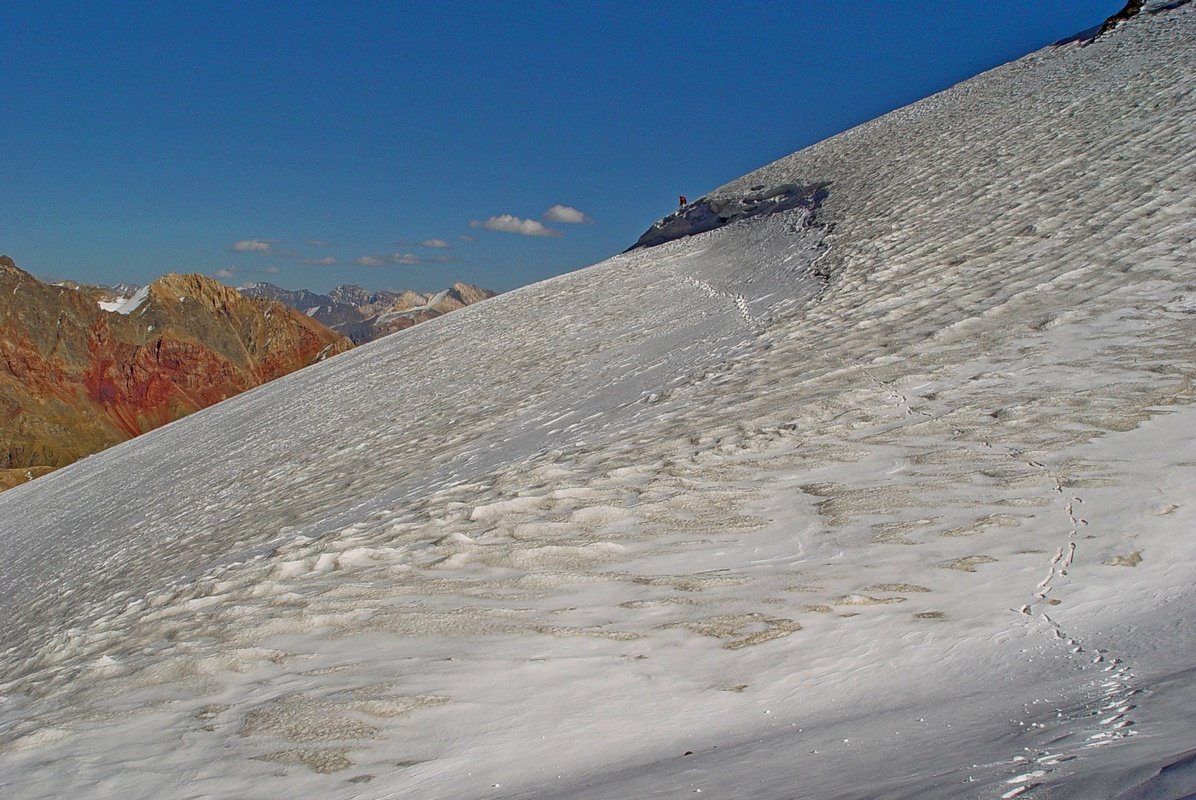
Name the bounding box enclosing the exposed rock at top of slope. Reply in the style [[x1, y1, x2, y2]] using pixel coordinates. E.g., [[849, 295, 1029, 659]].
[[1089, 0, 1191, 41], [0, 259, 352, 478], [1104, 0, 1148, 34], [240, 280, 497, 344], [629, 181, 830, 250]]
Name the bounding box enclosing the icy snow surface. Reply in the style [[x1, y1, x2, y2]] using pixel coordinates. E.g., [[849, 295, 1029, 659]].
[[97, 297, 130, 313], [2, 7, 1196, 799]]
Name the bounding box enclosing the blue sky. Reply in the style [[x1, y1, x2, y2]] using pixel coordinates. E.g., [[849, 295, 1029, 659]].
[[2, 1, 1123, 294]]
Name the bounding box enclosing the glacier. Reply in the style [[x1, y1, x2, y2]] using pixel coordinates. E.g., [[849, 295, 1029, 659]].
[[1, 6, 1195, 799]]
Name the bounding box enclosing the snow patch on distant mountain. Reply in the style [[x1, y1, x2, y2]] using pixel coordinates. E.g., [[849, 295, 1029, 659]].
[[97, 297, 129, 312], [112, 284, 150, 315], [81, 282, 143, 313]]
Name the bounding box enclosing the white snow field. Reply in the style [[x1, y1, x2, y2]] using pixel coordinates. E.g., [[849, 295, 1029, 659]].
[[3, 8, 1196, 800]]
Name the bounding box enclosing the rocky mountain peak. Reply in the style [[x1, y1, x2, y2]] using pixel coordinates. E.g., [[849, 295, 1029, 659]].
[[447, 282, 494, 306], [327, 284, 378, 307], [151, 272, 246, 314]]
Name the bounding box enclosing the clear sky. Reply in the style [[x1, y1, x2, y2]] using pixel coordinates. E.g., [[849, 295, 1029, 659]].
[[2, 1, 1123, 294]]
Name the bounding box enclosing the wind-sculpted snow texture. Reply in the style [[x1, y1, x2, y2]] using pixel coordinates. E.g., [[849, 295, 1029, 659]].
[[2, 7, 1196, 800]]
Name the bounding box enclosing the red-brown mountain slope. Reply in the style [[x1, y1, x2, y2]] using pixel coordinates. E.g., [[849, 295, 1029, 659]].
[[0, 256, 352, 488]]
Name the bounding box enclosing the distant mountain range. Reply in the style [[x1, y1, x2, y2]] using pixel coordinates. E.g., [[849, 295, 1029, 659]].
[[0, 257, 352, 490], [0, 265, 497, 491], [237, 281, 496, 344]]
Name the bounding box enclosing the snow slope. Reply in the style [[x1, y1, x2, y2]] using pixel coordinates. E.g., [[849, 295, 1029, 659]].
[[112, 284, 150, 316], [2, 7, 1195, 799]]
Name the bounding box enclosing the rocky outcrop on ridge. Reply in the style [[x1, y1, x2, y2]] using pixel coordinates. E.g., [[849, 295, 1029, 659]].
[[629, 182, 829, 250], [238, 281, 496, 344], [1091, 0, 1190, 40], [0, 257, 352, 488]]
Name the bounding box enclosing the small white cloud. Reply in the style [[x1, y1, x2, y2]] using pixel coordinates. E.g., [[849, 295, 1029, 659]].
[[459, 234, 476, 242], [306, 239, 331, 247], [263, 265, 280, 274], [231, 239, 272, 253], [390, 253, 421, 265], [470, 214, 561, 237], [214, 268, 235, 279], [356, 255, 385, 267], [303, 256, 338, 266], [421, 238, 450, 248], [544, 204, 591, 224]]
